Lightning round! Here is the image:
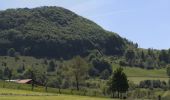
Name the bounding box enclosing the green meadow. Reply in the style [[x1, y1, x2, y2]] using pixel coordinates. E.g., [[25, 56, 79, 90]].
[[0, 88, 113, 100], [112, 64, 169, 84]]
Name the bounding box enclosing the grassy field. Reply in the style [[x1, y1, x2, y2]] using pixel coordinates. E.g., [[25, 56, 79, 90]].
[[0, 88, 114, 100], [0, 80, 106, 98], [162, 91, 170, 100], [1, 88, 168, 100], [112, 64, 169, 84], [0, 96, 114, 100], [128, 77, 169, 84]]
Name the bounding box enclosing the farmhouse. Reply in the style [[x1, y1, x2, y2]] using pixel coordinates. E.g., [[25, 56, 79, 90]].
[[6, 79, 32, 84], [17, 79, 32, 84]]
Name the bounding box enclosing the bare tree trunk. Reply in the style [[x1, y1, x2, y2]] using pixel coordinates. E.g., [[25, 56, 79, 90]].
[[118, 91, 119, 98], [59, 87, 61, 94], [31, 80, 34, 91], [120, 93, 122, 99], [3, 80, 5, 88], [45, 85, 48, 92], [75, 75, 79, 91], [112, 92, 114, 98]]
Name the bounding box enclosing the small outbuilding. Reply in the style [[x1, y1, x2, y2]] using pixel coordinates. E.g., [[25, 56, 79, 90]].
[[16, 79, 32, 84], [6, 79, 32, 84]]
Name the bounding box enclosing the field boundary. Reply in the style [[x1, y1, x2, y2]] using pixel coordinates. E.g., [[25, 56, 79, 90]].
[[128, 76, 169, 78], [0, 93, 59, 96]]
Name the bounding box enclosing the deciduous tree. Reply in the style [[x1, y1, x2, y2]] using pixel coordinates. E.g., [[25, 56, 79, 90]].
[[69, 56, 88, 91]]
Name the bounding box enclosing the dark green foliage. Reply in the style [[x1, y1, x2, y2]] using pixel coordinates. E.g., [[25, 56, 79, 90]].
[[167, 66, 170, 77], [36, 71, 49, 92], [141, 51, 146, 61], [107, 67, 129, 98], [125, 49, 135, 66], [88, 67, 99, 77], [2, 61, 7, 67], [3, 67, 13, 81], [144, 57, 155, 69], [0, 6, 170, 70], [90, 59, 112, 77], [7, 48, 16, 57], [139, 80, 167, 89], [125, 49, 135, 61], [14, 52, 20, 61], [100, 69, 111, 80], [49, 76, 63, 93], [69, 56, 89, 91], [0, 69, 3, 79], [121, 48, 170, 69], [43, 58, 48, 65], [3, 66, 12, 80], [0, 6, 126, 58], [7, 69, 13, 81], [24, 68, 36, 91], [168, 79, 170, 89], [159, 50, 169, 63], [47, 60, 56, 72], [17, 64, 25, 73]]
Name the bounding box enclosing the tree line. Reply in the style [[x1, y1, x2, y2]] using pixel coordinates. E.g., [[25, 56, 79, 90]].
[[121, 48, 170, 69], [0, 55, 129, 99]]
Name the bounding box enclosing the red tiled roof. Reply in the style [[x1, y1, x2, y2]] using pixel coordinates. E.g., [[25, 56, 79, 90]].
[[17, 79, 32, 84]]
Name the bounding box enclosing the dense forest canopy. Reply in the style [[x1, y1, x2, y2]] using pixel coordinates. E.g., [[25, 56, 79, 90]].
[[0, 6, 170, 69], [0, 6, 128, 59]]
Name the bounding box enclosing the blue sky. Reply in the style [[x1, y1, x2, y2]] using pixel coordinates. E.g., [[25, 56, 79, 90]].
[[0, 0, 170, 49]]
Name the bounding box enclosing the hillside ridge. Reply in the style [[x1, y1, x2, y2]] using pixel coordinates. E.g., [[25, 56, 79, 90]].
[[0, 6, 127, 58]]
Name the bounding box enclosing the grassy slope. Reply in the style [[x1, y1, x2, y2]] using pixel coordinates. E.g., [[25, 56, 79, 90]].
[[0, 56, 169, 84], [0, 56, 167, 77], [162, 91, 170, 100], [0, 88, 113, 100], [0, 56, 44, 70], [112, 64, 169, 84]]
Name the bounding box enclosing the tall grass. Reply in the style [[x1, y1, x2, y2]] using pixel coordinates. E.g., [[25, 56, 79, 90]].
[[0, 80, 106, 97]]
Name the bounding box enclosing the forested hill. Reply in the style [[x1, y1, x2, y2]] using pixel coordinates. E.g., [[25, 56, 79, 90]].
[[0, 6, 131, 59]]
